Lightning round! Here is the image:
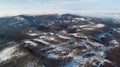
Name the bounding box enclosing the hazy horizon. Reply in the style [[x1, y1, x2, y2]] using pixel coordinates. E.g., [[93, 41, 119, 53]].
[[0, 0, 120, 17]]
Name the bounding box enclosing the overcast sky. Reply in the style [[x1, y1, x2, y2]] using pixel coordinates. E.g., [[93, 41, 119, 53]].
[[0, 0, 120, 16]]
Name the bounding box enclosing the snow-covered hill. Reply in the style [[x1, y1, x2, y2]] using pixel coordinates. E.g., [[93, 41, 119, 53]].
[[0, 14, 120, 67]]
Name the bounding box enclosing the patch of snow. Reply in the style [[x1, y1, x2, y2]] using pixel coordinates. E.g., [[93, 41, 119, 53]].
[[95, 24, 105, 28], [117, 30, 120, 33], [49, 32, 54, 35], [49, 37, 56, 41], [70, 33, 87, 38], [79, 18, 86, 21], [79, 24, 105, 28], [58, 35, 71, 39], [33, 39, 49, 45], [39, 36, 46, 39], [79, 23, 105, 30], [24, 40, 38, 47], [97, 63, 102, 67], [109, 40, 119, 45], [0, 46, 16, 62], [70, 33, 78, 37], [98, 52, 105, 56], [101, 59, 111, 64], [63, 20, 70, 23], [44, 36, 57, 41], [117, 28, 120, 33], [0, 46, 24, 62], [60, 30, 67, 34], [79, 25, 88, 28], [92, 42, 104, 47], [96, 56, 111, 65], [113, 28, 120, 33], [74, 17, 87, 22], [15, 16, 25, 21], [81, 40, 90, 48], [27, 33, 39, 36]]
